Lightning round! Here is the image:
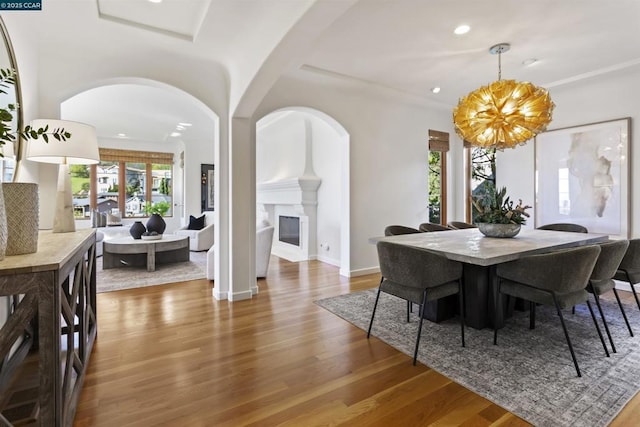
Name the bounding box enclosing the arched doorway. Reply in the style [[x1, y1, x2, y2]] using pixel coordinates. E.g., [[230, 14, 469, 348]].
[[256, 106, 350, 275], [58, 79, 219, 233]]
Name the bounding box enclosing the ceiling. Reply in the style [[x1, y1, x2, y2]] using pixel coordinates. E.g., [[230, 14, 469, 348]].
[[17, 0, 640, 142], [301, 0, 640, 107]]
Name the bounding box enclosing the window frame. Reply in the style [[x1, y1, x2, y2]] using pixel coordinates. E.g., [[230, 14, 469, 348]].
[[86, 148, 174, 220]]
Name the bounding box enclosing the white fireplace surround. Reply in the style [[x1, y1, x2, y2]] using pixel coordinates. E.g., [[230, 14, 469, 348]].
[[257, 176, 321, 262]]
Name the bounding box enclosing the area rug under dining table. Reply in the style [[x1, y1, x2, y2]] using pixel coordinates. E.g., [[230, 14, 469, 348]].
[[316, 289, 640, 427]]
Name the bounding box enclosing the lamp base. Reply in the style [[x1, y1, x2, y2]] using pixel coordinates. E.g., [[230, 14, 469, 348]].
[[53, 164, 76, 233]]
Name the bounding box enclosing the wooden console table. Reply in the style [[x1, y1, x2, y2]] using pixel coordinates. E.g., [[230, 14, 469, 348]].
[[0, 229, 97, 426]]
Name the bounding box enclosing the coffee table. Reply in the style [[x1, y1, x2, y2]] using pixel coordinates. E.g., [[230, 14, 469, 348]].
[[103, 234, 190, 272]]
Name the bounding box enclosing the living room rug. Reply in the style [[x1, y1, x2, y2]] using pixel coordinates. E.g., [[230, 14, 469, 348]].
[[315, 289, 640, 427], [96, 251, 207, 293]]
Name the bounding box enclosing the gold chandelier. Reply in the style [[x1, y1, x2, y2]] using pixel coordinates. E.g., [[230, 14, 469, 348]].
[[453, 43, 554, 150]]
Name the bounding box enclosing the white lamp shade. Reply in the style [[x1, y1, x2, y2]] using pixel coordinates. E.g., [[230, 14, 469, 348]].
[[26, 119, 100, 165]]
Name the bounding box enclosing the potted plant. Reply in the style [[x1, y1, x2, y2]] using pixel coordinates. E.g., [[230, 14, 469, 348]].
[[143, 200, 171, 235], [472, 185, 531, 237], [0, 68, 70, 154]]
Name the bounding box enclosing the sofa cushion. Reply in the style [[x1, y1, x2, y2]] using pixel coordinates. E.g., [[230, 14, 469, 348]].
[[188, 214, 206, 230]]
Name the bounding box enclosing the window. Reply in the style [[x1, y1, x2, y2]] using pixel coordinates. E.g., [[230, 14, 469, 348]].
[[465, 145, 496, 223], [428, 130, 448, 225], [82, 148, 173, 220]]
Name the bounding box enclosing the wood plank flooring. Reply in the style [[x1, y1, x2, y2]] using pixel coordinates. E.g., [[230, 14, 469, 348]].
[[74, 257, 639, 426]]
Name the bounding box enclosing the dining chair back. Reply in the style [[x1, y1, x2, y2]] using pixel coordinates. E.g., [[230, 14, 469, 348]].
[[495, 245, 606, 377], [537, 223, 588, 233], [614, 238, 640, 311], [384, 225, 421, 236], [447, 221, 477, 229], [418, 222, 452, 232], [370, 241, 465, 365], [587, 240, 631, 353]]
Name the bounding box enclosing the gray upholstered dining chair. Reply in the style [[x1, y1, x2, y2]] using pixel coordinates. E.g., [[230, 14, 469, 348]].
[[614, 238, 640, 312], [586, 240, 631, 354], [418, 222, 452, 232], [369, 241, 465, 365], [537, 223, 588, 233], [447, 221, 477, 229], [384, 225, 421, 236], [494, 245, 607, 377]]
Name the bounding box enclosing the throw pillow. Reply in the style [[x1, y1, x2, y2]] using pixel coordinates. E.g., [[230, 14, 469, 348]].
[[188, 214, 206, 230]]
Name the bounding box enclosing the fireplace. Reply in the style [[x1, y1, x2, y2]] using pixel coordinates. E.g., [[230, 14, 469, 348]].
[[279, 215, 300, 246]]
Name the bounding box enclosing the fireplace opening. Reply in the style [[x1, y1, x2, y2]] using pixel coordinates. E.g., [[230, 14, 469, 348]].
[[279, 215, 300, 246]]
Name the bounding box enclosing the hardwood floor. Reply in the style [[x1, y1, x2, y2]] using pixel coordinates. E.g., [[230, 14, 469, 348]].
[[74, 257, 639, 426]]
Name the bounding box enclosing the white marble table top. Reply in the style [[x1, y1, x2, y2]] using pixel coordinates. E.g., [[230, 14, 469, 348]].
[[376, 228, 609, 266]]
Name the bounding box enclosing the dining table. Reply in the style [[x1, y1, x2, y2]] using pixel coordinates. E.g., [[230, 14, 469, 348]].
[[375, 228, 609, 329]]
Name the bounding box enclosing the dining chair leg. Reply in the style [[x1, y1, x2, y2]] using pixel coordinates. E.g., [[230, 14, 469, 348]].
[[529, 301, 536, 329], [493, 281, 502, 346], [413, 291, 428, 365], [612, 288, 634, 336], [586, 300, 610, 357], [625, 271, 640, 311], [552, 293, 581, 377], [458, 281, 465, 347], [367, 281, 383, 338], [591, 285, 617, 353]]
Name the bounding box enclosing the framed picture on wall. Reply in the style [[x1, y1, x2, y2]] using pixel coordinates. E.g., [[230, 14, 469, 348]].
[[534, 117, 630, 238], [201, 164, 214, 212]]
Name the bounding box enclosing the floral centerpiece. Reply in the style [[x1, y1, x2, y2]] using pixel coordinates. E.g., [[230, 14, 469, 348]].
[[472, 186, 531, 237]]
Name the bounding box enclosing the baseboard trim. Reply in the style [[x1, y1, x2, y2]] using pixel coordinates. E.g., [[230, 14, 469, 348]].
[[347, 266, 380, 277], [317, 254, 340, 267], [213, 288, 227, 300], [229, 290, 253, 301], [615, 280, 637, 293]]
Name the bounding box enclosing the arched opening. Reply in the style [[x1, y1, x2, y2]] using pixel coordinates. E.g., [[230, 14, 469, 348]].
[[256, 106, 350, 275], [57, 79, 219, 234]]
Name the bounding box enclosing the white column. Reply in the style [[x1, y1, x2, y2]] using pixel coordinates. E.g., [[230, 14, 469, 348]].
[[225, 116, 256, 300]]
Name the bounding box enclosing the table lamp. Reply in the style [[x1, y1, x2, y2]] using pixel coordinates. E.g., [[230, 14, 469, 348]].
[[26, 119, 99, 233]]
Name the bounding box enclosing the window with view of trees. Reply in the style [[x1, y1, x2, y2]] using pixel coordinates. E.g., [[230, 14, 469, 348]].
[[466, 145, 496, 223], [428, 130, 449, 225], [73, 148, 174, 220]]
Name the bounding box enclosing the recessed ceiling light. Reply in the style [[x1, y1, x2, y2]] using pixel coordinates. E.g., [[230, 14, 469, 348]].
[[431, 87, 441, 94], [454, 25, 470, 35], [170, 132, 181, 137], [178, 122, 192, 127], [148, 0, 162, 3], [117, 133, 127, 138], [176, 125, 185, 131], [522, 58, 538, 66]]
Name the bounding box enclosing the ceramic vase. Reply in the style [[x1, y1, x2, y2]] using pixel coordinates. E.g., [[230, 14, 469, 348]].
[[129, 221, 146, 239], [146, 213, 166, 235], [477, 222, 521, 238], [3, 183, 39, 255]]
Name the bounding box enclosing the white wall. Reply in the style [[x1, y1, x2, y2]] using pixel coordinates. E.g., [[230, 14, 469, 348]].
[[256, 72, 458, 275], [257, 112, 306, 182], [310, 114, 342, 266], [496, 66, 640, 238]]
